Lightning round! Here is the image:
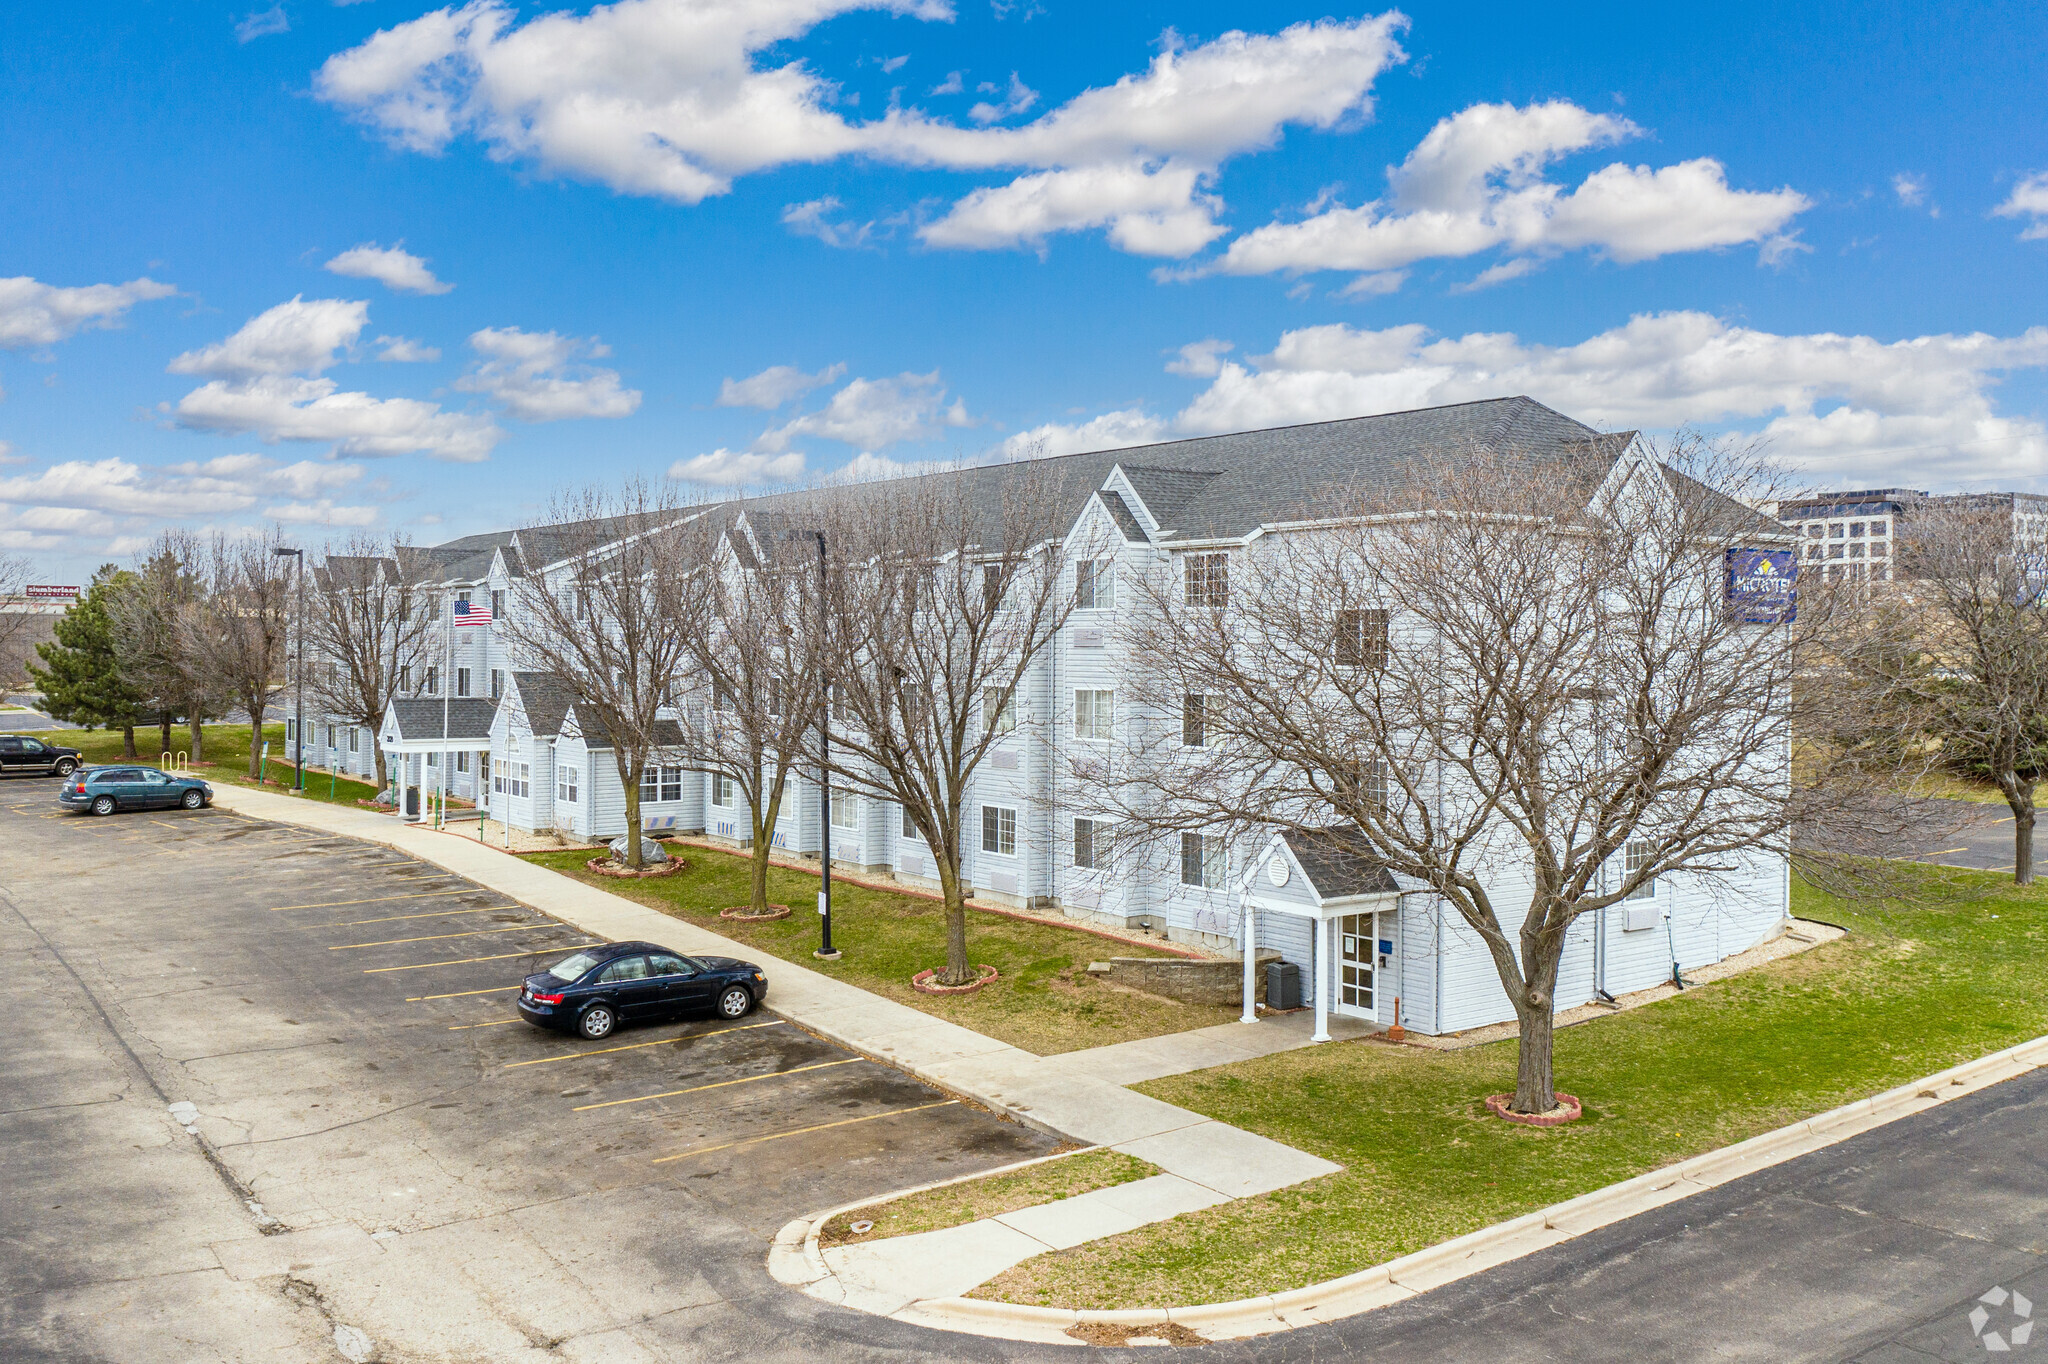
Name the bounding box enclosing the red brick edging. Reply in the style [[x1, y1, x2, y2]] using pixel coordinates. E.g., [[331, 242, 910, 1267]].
[[583, 856, 689, 879], [911, 964, 1001, 994], [718, 903, 793, 921], [1484, 1091, 1583, 1126]]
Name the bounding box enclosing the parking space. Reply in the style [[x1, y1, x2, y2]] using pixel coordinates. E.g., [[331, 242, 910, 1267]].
[[1, 788, 1062, 1362]]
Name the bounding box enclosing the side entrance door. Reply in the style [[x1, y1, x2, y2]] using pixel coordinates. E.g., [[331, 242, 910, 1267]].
[[1337, 912, 1384, 1022]]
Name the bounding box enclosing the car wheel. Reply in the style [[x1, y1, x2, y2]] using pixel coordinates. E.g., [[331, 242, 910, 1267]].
[[54, 758, 77, 777], [180, 789, 205, 809], [90, 794, 116, 816], [577, 1004, 616, 1040], [716, 985, 754, 1019]]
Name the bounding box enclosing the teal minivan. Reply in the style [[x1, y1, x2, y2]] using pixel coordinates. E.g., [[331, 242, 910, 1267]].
[[58, 765, 213, 815]]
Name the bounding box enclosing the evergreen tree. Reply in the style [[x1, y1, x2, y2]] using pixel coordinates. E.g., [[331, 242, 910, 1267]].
[[30, 565, 148, 756]]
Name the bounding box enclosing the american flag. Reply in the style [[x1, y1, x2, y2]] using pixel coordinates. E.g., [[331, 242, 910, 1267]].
[[454, 599, 492, 626]]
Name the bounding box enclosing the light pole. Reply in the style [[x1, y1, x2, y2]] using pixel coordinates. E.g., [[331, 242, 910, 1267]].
[[272, 546, 304, 792], [813, 530, 838, 961]]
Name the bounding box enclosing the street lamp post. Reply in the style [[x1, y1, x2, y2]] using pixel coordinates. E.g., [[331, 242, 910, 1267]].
[[813, 530, 838, 961], [272, 546, 305, 792]]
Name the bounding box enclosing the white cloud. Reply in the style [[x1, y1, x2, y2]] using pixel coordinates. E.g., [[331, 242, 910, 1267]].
[[920, 161, 1224, 256], [969, 72, 1038, 125], [324, 242, 454, 295], [996, 407, 1168, 460], [1144, 313, 2048, 487], [1892, 172, 1927, 208], [375, 335, 441, 362], [1339, 268, 1410, 297], [757, 371, 970, 452], [1993, 172, 2048, 241], [1208, 100, 1808, 279], [168, 297, 368, 378], [265, 500, 381, 526], [316, 6, 1405, 258], [668, 448, 807, 486], [1164, 338, 1233, 377], [780, 196, 902, 249], [0, 453, 360, 519], [236, 5, 289, 42], [931, 70, 963, 96], [165, 298, 501, 460], [455, 326, 641, 421], [0, 440, 19, 466], [718, 362, 845, 408], [0, 275, 176, 349], [881, 54, 908, 74]]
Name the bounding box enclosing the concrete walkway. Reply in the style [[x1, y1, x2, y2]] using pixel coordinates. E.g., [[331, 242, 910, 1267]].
[[204, 787, 1343, 1313]]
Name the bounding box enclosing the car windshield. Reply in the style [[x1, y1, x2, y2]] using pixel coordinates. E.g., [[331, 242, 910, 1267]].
[[546, 951, 604, 982]]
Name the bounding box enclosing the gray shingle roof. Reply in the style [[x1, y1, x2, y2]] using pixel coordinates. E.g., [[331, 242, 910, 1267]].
[[1281, 827, 1401, 901], [387, 697, 499, 743], [1098, 489, 1149, 543], [509, 671, 577, 738]]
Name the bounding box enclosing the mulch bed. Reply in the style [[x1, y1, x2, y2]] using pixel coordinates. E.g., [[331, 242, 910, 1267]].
[[718, 903, 793, 921], [911, 964, 1001, 995], [1065, 1321, 1208, 1347], [1484, 1091, 1583, 1126], [584, 856, 690, 879]]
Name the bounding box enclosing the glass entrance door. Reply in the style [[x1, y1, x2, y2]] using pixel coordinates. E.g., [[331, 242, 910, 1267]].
[[1338, 913, 1377, 1019]]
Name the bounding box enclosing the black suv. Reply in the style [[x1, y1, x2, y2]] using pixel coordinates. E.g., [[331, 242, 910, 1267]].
[[0, 734, 81, 777]]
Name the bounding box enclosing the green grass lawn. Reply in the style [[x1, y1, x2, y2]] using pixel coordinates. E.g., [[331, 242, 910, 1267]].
[[974, 865, 2048, 1309], [31, 724, 382, 808], [820, 1150, 1160, 1247], [525, 844, 1243, 1055]]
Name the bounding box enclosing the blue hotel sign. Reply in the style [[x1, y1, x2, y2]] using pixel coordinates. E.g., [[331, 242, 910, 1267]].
[[1725, 547, 1798, 624]]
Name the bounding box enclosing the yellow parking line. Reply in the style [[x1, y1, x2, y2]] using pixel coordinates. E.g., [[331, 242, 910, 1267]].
[[294, 905, 530, 930], [365, 947, 591, 974], [573, 1058, 861, 1112], [503, 1021, 784, 1068], [1925, 847, 1969, 857], [329, 925, 545, 951], [650, 1101, 960, 1163], [448, 1019, 523, 1030], [406, 985, 522, 1001], [271, 890, 482, 912]]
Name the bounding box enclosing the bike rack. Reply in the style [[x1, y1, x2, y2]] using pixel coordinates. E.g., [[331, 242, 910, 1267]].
[[159, 751, 190, 771]]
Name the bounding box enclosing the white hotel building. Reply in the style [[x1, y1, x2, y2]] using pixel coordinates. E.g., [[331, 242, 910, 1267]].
[[300, 397, 1794, 1037]]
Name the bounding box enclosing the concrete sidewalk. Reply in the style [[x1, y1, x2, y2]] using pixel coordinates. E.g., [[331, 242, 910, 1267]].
[[205, 786, 1342, 1309]]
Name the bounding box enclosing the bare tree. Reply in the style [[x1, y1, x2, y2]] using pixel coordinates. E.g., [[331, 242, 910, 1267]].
[[1090, 435, 1892, 1115], [183, 529, 293, 779], [304, 535, 440, 790], [667, 511, 828, 914], [817, 461, 1100, 985], [501, 480, 700, 868], [0, 553, 35, 682], [1854, 501, 2048, 883], [111, 531, 221, 762]]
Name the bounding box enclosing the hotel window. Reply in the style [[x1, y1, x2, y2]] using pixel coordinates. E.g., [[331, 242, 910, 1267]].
[[286, 718, 297, 745], [457, 667, 471, 697], [1184, 553, 1229, 608], [1870, 520, 1888, 537], [1830, 524, 1846, 539], [426, 751, 438, 769], [1074, 688, 1114, 741], [1180, 832, 1226, 889], [425, 665, 439, 695], [982, 686, 1016, 736], [1850, 543, 1865, 558], [397, 665, 410, 692], [491, 589, 504, 618], [1850, 522, 1866, 538], [490, 669, 503, 699], [1871, 541, 1889, 558], [1624, 840, 1657, 900], [1075, 559, 1114, 610], [348, 727, 359, 753], [507, 762, 529, 798], [662, 767, 682, 801], [1181, 693, 1210, 748], [1805, 523, 1824, 538], [1074, 817, 1111, 870], [456, 752, 469, 774], [981, 805, 1017, 856], [325, 724, 336, 749], [558, 767, 579, 803], [713, 774, 736, 807], [831, 790, 859, 829], [1828, 544, 1845, 559], [902, 805, 920, 840]]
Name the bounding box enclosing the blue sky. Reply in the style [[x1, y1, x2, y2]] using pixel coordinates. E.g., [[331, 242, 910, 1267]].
[[3, 0, 2045, 579]]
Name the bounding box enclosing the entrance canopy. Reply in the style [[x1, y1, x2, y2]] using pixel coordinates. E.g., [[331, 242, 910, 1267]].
[[379, 697, 499, 754]]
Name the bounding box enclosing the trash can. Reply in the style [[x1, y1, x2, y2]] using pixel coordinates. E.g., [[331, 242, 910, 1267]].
[[1264, 959, 1302, 1011]]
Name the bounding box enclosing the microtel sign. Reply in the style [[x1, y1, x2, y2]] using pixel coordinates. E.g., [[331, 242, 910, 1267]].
[[1725, 548, 1798, 624]]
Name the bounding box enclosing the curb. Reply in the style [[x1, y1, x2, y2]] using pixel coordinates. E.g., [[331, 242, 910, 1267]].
[[777, 1031, 2048, 1344]]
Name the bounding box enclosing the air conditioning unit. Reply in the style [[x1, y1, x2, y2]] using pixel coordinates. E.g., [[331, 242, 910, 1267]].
[[901, 852, 923, 875], [1624, 903, 1661, 932], [990, 871, 1018, 894]]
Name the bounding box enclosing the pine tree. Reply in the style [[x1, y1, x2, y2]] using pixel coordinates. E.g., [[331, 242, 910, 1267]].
[[30, 565, 148, 756]]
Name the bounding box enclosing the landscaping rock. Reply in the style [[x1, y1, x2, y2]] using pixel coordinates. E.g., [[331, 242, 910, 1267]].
[[607, 834, 668, 864]]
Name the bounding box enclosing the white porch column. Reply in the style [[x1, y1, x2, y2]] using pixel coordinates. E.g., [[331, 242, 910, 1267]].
[[1239, 895, 1258, 1025], [1312, 913, 1331, 1042]]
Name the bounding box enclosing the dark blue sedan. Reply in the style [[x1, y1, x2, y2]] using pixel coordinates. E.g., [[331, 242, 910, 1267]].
[[58, 765, 213, 815], [518, 940, 768, 1040]]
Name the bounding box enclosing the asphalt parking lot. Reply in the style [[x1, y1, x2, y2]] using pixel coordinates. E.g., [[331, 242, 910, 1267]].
[[0, 790, 1057, 1362], [1905, 797, 2036, 876]]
